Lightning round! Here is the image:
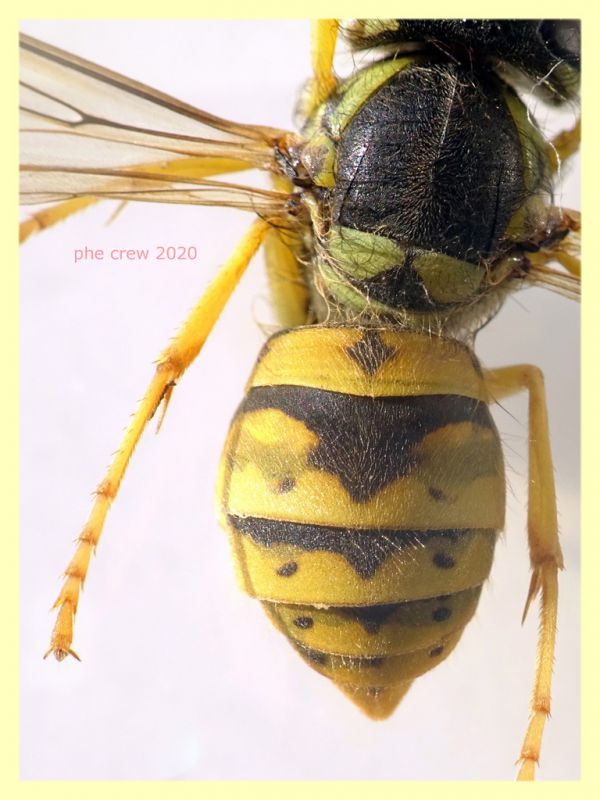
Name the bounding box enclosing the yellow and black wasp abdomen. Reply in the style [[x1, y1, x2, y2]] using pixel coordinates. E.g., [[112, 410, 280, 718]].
[[217, 326, 505, 718]]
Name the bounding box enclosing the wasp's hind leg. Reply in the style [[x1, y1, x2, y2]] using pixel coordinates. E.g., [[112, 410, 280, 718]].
[[484, 365, 564, 781], [45, 219, 270, 662]]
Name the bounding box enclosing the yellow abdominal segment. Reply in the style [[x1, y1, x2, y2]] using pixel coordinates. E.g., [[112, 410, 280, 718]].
[[217, 326, 505, 717]]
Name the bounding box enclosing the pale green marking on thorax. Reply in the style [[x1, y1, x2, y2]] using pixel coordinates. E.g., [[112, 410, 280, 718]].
[[300, 57, 416, 188], [326, 57, 414, 139], [501, 86, 552, 242], [327, 227, 405, 279], [411, 250, 486, 304], [326, 225, 486, 302], [502, 87, 549, 195]]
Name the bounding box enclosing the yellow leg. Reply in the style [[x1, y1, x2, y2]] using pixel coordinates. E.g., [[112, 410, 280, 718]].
[[20, 197, 98, 243], [304, 19, 340, 117], [553, 209, 580, 279], [548, 117, 580, 173], [526, 209, 581, 297], [483, 365, 564, 781], [264, 174, 310, 327], [45, 218, 270, 661], [528, 249, 581, 281], [548, 248, 581, 279]]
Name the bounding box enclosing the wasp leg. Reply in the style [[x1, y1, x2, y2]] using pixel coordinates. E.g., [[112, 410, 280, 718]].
[[526, 209, 581, 296], [484, 365, 564, 781], [555, 252, 581, 279], [45, 218, 270, 662], [20, 157, 253, 243], [263, 225, 310, 327], [304, 19, 340, 117], [20, 197, 98, 244], [549, 209, 580, 279], [548, 117, 580, 173], [263, 175, 311, 327], [529, 247, 581, 282]]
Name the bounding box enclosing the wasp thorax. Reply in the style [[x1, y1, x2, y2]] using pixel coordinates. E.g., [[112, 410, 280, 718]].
[[302, 56, 553, 326]]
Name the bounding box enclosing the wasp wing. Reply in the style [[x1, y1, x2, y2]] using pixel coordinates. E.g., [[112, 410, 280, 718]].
[[20, 34, 296, 223], [21, 167, 291, 218]]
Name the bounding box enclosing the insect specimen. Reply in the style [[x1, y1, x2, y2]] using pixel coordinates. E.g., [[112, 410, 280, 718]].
[[20, 20, 580, 780]]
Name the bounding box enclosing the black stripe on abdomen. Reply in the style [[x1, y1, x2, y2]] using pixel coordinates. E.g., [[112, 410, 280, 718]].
[[238, 385, 494, 502], [228, 514, 494, 580]]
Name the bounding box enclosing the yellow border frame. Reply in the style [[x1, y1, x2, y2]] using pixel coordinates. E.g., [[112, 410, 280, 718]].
[[6, 2, 596, 795]]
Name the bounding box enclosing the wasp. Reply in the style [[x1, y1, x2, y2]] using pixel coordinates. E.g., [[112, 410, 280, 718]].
[[20, 20, 580, 780]]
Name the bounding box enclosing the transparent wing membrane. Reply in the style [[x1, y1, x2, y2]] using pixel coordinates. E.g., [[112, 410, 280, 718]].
[[20, 33, 295, 218], [21, 167, 292, 216]]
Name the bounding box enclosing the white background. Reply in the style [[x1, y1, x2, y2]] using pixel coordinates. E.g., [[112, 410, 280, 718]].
[[20, 20, 580, 780]]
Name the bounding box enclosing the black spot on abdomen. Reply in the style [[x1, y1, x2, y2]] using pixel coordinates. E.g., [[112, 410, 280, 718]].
[[433, 552, 456, 569], [293, 616, 314, 629], [276, 561, 298, 577]]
